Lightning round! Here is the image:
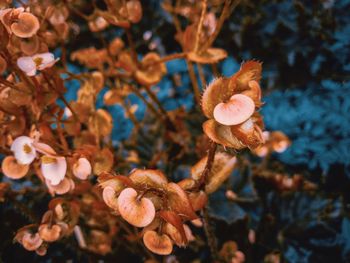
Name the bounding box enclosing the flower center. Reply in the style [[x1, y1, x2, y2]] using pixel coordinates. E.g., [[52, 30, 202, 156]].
[[23, 144, 32, 154], [41, 155, 57, 164], [33, 57, 43, 67]]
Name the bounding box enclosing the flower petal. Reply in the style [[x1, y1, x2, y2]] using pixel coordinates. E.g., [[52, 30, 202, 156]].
[[73, 157, 92, 180], [33, 52, 56, 70], [10, 136, 36, 164], [213, 94, 255, 126], [41, 156, 67, 185], [17, 56, 36, 75]]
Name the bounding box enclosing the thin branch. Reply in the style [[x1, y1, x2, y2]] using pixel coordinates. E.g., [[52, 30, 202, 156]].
[[147, 52, 186, 66], [194, 0, 208, 52], [200, 0, 240, 52], [199, 141, 217, 190], [142, 85, 177, 131], [129, 84, 162, 120], [186, 60, 202, 105], [202, 206, 220, 262], [42, 72, 81, 123], [125, 29, 139, 65], [197, 63, 207, 88]]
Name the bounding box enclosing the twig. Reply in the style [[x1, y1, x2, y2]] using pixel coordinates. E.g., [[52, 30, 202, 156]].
[[142, 85, 177, 131], [197, 63, 207, 88], [0, 77, 31, 94], [202, 206, 220, 262], [211, 63, 220, 78], [199, 141, 217, 190], [125, 29, 139, 65], [171, 0, 184, 45], [56, 119, 69, 152], [194, 0, 208, 52], [186, 60, 202, 105], [129, 84, 162, 120], [146, 52, 186, 66], [200, 0, 240, 52], [42, 72, 80, 123]]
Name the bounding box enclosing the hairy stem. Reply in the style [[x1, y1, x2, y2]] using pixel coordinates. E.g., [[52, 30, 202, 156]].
[[199, 141, 217, 190]]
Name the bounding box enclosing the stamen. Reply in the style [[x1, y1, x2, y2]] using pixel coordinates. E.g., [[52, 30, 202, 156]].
[[33, 57, 43, 67], [23, 144, 32, 154], [41, 155, 57, 164]]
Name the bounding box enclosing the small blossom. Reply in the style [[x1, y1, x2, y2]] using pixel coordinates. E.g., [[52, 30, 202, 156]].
[[17, 52, 58, 76], [202, 61, 265, 150], [73, 157, 92, 180], [213, 94, 255, 126], [10, 136, 36, 165], [41, 155, 67, 186], [88, 16, 109, 32]]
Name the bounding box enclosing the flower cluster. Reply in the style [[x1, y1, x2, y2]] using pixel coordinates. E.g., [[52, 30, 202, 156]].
[[2, 135, 91, 195], [99, 169, 202, 255], [14, 198, 79, 256], [0, 0, 303, 261], [202, 61, 265, 150]]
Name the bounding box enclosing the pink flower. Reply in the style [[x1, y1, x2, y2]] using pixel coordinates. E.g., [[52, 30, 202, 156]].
[[17, 52, 58, 76]]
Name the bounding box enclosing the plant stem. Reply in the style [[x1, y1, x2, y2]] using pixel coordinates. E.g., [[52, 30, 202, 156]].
[[147, 52, 186, 66], [129, 84, 161, 119], [125, 28, 139, 65], [186, 60, 202, 105], [200, 0, 240, 52], [197, 142, 220, 261], [0, 77, 31, 94], [199, 141, 217, 190], [202, 206, 220, 262], [143, 85, 177, 131], [211, 63, 220, 77], [42, 72, 80, 123], [197, 63, 207, 88], [194, 0, 208, 52]]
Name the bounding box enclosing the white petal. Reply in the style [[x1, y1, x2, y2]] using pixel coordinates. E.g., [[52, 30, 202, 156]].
[[73, 157, 92, 180], [17, 56, 36, 75], [262, 131, 270, 141], [26, 68, 37, 76], [33, 142, 57, 156], [10, 136, 36, 165], [33, 53, 56, 70], [41, 156, 67, 185], [41, 58, 59, 70], [64, 107, 72, 118]]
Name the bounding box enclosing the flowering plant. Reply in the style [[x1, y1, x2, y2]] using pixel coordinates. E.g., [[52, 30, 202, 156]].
[[0, 0, 314, 262]]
